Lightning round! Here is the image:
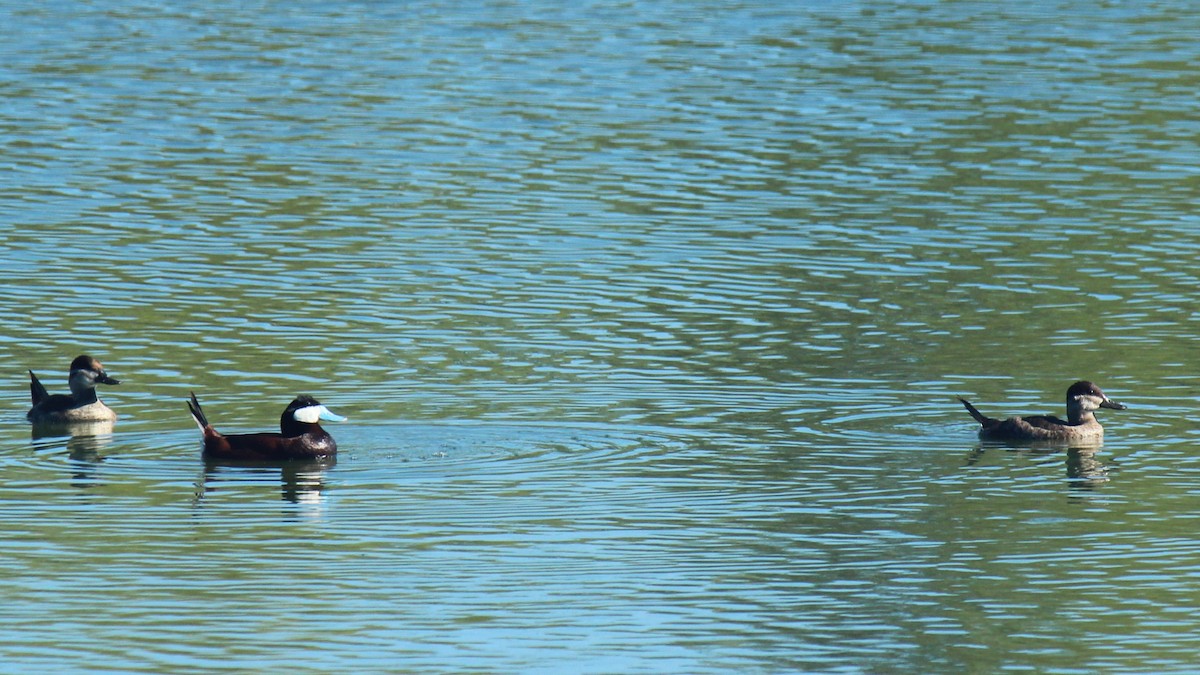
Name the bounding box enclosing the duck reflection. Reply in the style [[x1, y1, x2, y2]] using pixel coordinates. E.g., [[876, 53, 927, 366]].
[[965, 442, 1111, 489], [195, 456, 335, 505], [31, 419, 116, 487], [1064, 447, 1109, 490]]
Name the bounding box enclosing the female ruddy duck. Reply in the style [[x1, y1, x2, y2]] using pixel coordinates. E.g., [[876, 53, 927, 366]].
[[27, 355, 121, 424], [187, 392, 347, 461], [959, 380, 1126, 442]]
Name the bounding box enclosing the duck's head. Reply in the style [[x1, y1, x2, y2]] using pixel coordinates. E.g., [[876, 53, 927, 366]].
[[68, 355, 120, 395], [1066, 380, 1126, 414], [281, 395, 347, 434]]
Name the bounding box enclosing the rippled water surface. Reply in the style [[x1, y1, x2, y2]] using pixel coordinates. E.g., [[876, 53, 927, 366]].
[[3, 1, 1200, 672]]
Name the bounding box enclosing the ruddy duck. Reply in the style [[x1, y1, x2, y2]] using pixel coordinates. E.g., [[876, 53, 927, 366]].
[[187, 392, 347, 461], [959, 380, 1126, 442], [27, 355, 121, 424]]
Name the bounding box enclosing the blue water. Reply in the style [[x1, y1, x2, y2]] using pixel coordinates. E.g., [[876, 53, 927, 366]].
[[2, 1, 1200, 672]]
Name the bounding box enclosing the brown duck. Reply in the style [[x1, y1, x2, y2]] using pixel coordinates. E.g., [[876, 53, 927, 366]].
[[959, 381, 1126, 441]]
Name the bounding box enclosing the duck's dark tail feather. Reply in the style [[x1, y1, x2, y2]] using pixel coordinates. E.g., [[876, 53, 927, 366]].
[[958, 396, 990, 424], [29, 370, 48, 406], [187, 392, 209, 431]]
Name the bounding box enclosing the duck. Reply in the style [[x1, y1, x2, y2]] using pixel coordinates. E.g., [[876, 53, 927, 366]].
[[27, 355, 121, 424], [187, 392, 347, 461], [958, 380, 1126, 442]]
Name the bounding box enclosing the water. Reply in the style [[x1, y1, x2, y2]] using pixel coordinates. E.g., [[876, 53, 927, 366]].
[[2, 1, 1199, 672]]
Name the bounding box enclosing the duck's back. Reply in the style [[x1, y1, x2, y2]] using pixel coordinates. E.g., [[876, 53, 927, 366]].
[[204, 430, 336, 461], [982, 414, 1100, 441], [28, 395, 116, 423]]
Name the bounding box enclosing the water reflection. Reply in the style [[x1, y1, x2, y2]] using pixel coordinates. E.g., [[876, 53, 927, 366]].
[[195, 457, 335, 506], [30, 421, 116, 487], [1065, 448, 1110, 490], [965, 441, 1111, 489], [31, 419, 116, 444]]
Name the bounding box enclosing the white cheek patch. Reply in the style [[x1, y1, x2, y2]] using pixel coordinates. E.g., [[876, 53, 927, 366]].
[[293, 404, 347, 423], [293, 405, 323, 423]]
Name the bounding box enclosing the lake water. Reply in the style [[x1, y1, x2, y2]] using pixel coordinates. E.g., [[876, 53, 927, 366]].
[[2, 1, 1199, 672]]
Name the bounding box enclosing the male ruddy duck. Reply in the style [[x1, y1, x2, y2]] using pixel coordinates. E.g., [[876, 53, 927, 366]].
[[187, 392, 347, 461], [959, 380, 1126, 442], [27, 355, 121, 424]]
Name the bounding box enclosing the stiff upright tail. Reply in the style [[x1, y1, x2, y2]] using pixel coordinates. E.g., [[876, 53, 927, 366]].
[[29, 370, 49, 406], [958, 396, 990, 424], [187, 392, 209, 431]]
